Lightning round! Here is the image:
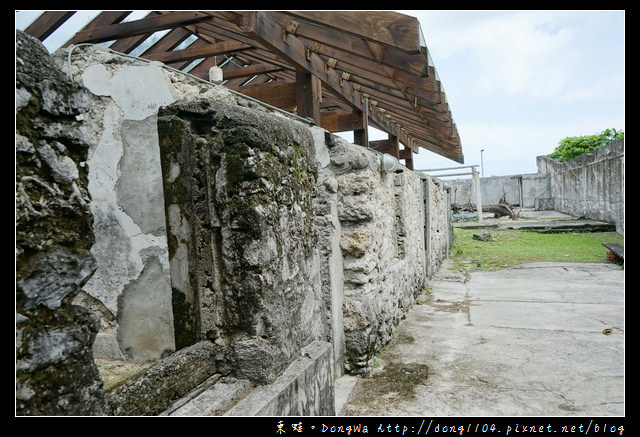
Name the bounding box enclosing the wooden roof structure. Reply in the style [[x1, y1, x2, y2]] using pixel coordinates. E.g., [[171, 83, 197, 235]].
[[21, 11, 464, 168]]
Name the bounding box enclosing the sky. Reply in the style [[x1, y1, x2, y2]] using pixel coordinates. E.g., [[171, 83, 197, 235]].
[[402, 10, 625, 177], [15, 10, 625, 178]]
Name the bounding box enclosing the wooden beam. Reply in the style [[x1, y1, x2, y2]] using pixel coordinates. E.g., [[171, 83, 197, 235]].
[[24, 11, 75, 41], [144, 40, 252, 64], [320, 110, 364, 133], [137, 26, 193, 56], [353, 109, 368, 147], [288, 11, 421, 53], [370, 138, 399, 158], [223, 63, 283, 80], [242, 11, 404, 145], [72, 11, 212, 43], [107, 12, 165, 54], [239, 81, 297, 109], [188, 58, 285, 82], [401, 145, 414, 170], [399, 148, 413, 160]]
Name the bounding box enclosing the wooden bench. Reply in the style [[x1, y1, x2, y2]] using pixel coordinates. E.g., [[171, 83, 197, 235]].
[[603, 242, 624, 262]]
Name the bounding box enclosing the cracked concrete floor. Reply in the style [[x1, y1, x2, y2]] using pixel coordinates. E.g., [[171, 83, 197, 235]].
[[338, 260, 624, 416]]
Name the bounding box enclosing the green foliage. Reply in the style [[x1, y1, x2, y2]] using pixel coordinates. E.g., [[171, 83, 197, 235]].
[[547, 128, 624, 162]]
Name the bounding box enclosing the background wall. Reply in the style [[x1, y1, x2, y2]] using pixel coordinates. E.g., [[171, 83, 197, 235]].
[[443, 140, 624, 234], [537, 139, 624, 234]]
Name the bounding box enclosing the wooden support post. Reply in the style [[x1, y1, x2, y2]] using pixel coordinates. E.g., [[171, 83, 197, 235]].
[[295, 71, 321, 123], [402, 145, 414, 170], [353, 108, 368, 146]]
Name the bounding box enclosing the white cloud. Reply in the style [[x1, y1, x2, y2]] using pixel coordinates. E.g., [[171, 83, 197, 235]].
[[409, 11, 581, 99], [560, 71, 625, 102]]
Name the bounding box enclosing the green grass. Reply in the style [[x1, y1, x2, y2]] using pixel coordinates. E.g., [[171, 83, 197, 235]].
[[450, 227, 624, 271]]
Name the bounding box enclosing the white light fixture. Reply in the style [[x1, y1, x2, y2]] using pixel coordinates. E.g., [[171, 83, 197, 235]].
[[209, 65, 223, 83], [209, 56, 223, 83], [381, 153, 400, 173]]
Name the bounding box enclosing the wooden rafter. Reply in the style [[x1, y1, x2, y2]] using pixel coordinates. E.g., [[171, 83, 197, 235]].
[[23, 11, 76, 40], [72, 11, 212, 44]]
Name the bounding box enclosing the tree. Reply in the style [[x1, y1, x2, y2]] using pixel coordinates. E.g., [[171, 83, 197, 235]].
[[547, 128, 624, 162]]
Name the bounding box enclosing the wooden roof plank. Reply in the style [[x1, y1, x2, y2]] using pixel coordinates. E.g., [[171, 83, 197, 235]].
[[144, 40, 252, 64], [288, 11, 421, 53], [72, 11, 212, 44], [281, 13, 428, 78], [65, 11, 133, 46], [24, 11, 76, 41], [22, 10, 462, 163]]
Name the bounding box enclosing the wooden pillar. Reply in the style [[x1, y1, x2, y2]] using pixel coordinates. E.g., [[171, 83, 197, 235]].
[[401, 145, 414, 170], [353, 108, 368, 146], [375, 135, 414, 170], [295, 71, 321, 123]]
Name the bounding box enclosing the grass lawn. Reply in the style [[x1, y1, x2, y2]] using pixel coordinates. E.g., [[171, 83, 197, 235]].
[[449, 226, 624, 271]]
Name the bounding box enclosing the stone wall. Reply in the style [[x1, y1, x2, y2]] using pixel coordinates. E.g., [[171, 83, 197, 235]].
[[424, 177, 452, 278], [16, 36, 452, 415], [158, 99, 324, 385], [16, 30, 104, 415]]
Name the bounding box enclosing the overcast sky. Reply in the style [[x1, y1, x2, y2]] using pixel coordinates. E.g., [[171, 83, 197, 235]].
[[402, 10, 625, 177], [16, 10, 625, 178]]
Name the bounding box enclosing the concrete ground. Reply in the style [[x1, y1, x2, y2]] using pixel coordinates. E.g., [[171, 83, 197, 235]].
[[336, 214, 624, 417]]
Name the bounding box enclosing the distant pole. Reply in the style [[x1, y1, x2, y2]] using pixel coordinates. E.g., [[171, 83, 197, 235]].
[[480, 149, 485, 178], [472, 166, 483, 223]]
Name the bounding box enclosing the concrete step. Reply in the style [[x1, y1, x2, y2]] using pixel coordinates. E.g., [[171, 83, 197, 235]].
[[160, 375, 253, 416]]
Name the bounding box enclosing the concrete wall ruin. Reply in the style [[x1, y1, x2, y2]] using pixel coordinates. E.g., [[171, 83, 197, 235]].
[[537, 139, 624, 234], [443, 140, 624, 234], [448, 173, 551, 209], [15, 32, 452, 415]]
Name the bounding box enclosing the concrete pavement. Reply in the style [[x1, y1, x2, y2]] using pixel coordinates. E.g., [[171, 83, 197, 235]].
[[337, 259, 624, 416]]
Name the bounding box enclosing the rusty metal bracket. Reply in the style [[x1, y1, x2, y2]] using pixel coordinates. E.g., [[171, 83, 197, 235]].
[[283, 19, 299, 42]]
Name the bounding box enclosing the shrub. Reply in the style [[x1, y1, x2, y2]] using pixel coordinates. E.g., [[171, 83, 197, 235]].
[[547, 128, 624, 162]]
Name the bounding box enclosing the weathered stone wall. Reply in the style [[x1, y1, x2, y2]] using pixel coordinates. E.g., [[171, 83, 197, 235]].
[[156, 99, 445, 379], [53, 45, 247, 362], [537, 139, 624, 234], [61, 47, 183, 361], [158, 99, 324, 385], [317, 136, 432, 373], [15, 30, 104, 415], [424, 177, 452, 278]]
